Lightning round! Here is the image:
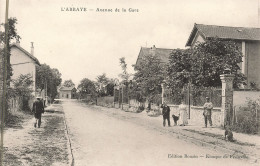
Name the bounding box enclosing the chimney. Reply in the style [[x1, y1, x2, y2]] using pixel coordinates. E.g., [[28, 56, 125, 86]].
[[149, 45, 156, 55], [150, 45, 156, 50], [16, 39, 20, 46], [31, 42, 34, 55]]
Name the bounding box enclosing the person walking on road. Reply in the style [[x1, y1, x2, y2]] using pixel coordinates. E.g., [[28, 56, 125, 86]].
[[32, 97, 45, 128], [178, 100, 188, 126], [161, 101, 171, 127], [203, 97, 213, 128]]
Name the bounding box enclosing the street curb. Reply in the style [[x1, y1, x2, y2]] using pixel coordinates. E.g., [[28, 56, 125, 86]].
[[62, 109, 75, 166]]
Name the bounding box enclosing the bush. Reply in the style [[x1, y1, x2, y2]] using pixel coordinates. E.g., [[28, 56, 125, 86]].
[[231, 98, 260, 134]]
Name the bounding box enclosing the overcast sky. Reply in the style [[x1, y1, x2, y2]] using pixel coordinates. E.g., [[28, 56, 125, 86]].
[[0, 0, 259, 86]]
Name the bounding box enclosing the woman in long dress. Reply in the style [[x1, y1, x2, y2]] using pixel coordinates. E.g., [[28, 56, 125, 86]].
[[178, 101, 188, 126]]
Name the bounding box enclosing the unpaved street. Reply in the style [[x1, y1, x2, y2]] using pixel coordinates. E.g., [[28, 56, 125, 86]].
[[3, 105, 69, 166], [63, 100, 250, 166]]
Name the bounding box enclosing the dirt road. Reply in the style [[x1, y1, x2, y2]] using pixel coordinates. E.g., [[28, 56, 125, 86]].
[[63, 100, 251, 166], [3, 105, 69, 166]]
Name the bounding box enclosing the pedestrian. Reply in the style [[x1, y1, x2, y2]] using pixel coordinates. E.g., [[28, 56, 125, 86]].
[[161, 100, 171, 127], [178, 100, 188, 126], [203, 97, 213, 128], [32, 96, 45, 128]]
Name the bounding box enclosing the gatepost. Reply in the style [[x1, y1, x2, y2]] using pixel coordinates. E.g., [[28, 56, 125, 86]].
[[220, 73, 235, 126]]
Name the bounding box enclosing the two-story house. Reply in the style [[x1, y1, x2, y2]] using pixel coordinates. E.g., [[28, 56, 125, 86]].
[[10, 42, 40, 95], [186, 23, 260, 88], [59, 86, 77, 99]]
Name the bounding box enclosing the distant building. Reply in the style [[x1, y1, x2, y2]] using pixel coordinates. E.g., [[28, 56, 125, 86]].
[[186, 23, 260, 87], [59, 87, 77, 99], [135, 45, 174, 67], [10, 42, 40, 96]]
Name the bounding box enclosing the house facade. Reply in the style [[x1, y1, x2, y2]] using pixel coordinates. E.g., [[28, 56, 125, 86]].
[[186, 23, 260, 88], [59, 87, 77, 99], [10, 42, 40, 96]]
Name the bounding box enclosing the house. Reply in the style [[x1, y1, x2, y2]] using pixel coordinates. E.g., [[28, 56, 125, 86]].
[[186, 23, 260, 87], [59, 86, 77, 99], [135, 45, 174, 67], [10, 42, 40, 95]]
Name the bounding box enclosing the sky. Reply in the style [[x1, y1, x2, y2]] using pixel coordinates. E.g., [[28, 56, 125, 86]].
[[0, 0, 259, 86]]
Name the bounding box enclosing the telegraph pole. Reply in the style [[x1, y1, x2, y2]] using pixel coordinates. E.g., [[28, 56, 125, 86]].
[[0, 0, 9, 165]]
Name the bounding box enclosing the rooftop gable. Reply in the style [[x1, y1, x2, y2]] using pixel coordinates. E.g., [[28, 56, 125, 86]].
[[135, 46, 174, 67], [59, 86, 76, 91], [186, 23, 260, 46], [11, 43, 41, 66]]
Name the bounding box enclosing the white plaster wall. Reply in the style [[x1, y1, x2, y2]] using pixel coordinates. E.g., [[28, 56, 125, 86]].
[[10, 47, 37, 95], [233, 91, 260, 107], [191, 33, 205, 48]]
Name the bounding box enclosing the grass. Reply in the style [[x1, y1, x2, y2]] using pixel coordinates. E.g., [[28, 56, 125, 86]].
[[5, 110, 33, 128]]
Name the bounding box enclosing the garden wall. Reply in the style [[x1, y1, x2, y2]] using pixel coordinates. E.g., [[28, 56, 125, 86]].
[[168, 104, 222, 127], [97, 96, 114, 107], [233, 91, 260, 107]]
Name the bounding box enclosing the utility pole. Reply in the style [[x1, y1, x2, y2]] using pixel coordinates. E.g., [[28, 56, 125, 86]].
[[258, 0, 260, 27], [45, 78, 47, 106], [0, 1, 9, 165]]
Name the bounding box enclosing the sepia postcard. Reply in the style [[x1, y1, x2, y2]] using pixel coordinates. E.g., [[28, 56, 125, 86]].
[[0, 0, 259, 165]]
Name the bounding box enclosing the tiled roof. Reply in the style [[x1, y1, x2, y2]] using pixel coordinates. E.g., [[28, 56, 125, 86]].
[[11, 43, 41, 65], [136, 46, 174, 66], [59, 86, 76, 91], [186, 23, 260, 46]]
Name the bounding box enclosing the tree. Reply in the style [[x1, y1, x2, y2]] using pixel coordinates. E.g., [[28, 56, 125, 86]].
[[119, 57, 131, 83], [77, 78, 97, 98], [0, 18, 21, 82], [8, 74, 34, 111], [166, 49, 193, 103], [191, 38, 245, 88], [167, 38, 245, 89], [63, 79, 75, 87], [8, 74, 33, 98], [0, 18, 21, 122], [167, 38, 246, 104], [118, 57, 133, 103], [133, 54, 166, 104], [167, 49, 193, 89], [96, 73, 109, 96], [36, 64, 62, 101], [105, 81, 115, 96]]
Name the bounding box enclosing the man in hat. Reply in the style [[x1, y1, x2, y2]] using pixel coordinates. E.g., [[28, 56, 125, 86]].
[[32, 96, 45, 128], [161, 100, 171, 127], [203, 97, 213, 127]]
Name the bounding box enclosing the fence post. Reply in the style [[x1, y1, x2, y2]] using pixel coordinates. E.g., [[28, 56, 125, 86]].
[[161, 82, 165, 104], [113, 85, 117, 108], [220, 74, 235, 126], [121, 86, 124, 109]]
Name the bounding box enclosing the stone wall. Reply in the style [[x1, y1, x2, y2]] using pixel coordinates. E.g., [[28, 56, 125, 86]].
[[233, 91, 260, 107], [168, 104, 222, 127], [97, 96, 114, 107]]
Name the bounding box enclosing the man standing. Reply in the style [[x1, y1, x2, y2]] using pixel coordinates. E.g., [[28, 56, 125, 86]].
[[203, 97, 213, 128], [161, 101, 171, 127], [32, 97, 45, 128]]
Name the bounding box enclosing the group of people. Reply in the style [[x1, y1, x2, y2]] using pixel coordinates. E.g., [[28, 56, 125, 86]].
[[161, 97, 213, 128]]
